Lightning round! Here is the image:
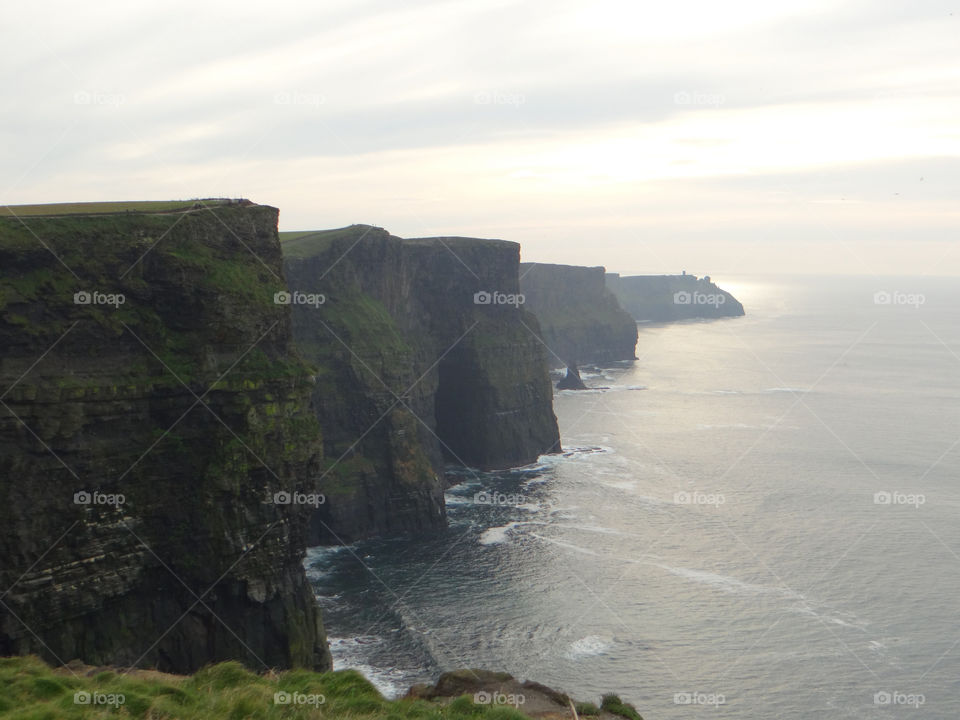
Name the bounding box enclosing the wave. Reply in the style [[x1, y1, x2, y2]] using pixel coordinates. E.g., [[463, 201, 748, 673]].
[[528, 532, 601, 556], [479, 521, 524, 545], [526, 533, 806, 601], [327, 636, 409, 698], [648, 561, 804, 599], [304, 544, 357, 581], [566, 635, 614, 659], [559, 445, 611, 458], [686, 387, 811, 396], [555, 384, 646, 396], [305, 544, 355, 561], [697, 423, 799, 431]]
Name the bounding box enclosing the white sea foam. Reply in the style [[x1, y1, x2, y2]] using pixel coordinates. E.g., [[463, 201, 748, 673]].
[[649, 562, 803, 599], [566, 635, 614, 659], [479, 522, 522, 545], [515, 503, 542, 512], [529, 532, 600, 555]]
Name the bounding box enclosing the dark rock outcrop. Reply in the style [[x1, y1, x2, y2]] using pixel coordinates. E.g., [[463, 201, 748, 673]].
[[606, 273, 744, 321], [282, 226, 560, 544], [0, 203, 330, 673], [519, 263, 637, 368], [556, 364, 588, 390], [406, 668, 644, 719]]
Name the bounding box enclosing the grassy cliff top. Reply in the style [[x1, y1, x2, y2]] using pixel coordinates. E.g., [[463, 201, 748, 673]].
[[279, 224, 387, 257], [0, 656, 645, 720], [403, 235, 514, 250], [0, 656, 533, 720], [0, 199, 252, 217], [279, 225, 515, 259]]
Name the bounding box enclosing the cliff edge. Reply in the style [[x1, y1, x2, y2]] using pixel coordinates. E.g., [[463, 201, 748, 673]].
[[282, 225, 560, 544], [607, 273, 745, 321], [0, 202, 330, 672], [519, 263, 637, 368]]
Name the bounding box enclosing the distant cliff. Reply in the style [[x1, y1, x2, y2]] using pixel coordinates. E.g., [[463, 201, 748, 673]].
[[519, 263, 637, 368], [606, 273, 744, 321], [0, 203, 330, 673], [283, 226, 561, 544]]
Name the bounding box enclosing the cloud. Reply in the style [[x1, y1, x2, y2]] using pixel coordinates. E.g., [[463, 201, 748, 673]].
[[1, 0, 958, 274]]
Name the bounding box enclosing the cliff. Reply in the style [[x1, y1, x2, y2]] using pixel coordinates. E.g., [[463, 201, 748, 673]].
[[606, 273, 745, 321], [0, 202, 331, 673], [282, 226, 561, 543], [518, 263, 637, 368]]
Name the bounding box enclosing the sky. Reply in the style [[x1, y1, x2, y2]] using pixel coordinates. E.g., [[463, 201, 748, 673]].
[[2, 0, 958, 276]]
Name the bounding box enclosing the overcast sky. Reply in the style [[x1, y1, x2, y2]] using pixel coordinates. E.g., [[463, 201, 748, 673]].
[[2, 0, 958, 276]]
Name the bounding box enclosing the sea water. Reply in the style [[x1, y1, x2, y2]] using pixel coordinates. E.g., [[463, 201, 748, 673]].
[[308, 275, 960, 718]]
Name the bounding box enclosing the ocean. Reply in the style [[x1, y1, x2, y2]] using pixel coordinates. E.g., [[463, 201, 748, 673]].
[[306, 274, 960, 719]]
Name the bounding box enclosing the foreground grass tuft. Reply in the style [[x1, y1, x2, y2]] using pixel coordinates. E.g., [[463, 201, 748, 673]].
[[600, 694, 643, 720]]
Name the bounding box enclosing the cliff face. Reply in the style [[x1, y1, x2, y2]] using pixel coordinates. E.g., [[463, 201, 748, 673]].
[[606, 273, 745, 321], [0, 204, 331, 673], [283, 226, 560, 543], [518, 263, 637, 368]]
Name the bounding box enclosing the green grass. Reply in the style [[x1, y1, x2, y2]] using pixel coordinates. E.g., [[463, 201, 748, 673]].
[[277, 230, 324, 242], [0, 656, 534, 720], [600, 694, 643, 720], [279, 225, 382, 258], [0, 199, 239, 217]]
